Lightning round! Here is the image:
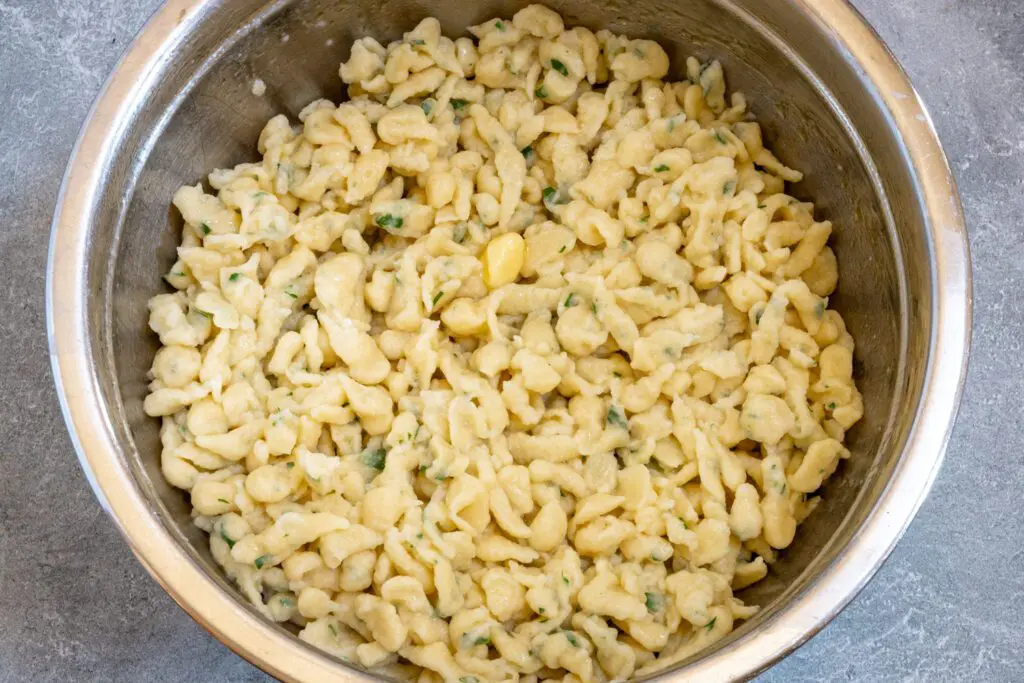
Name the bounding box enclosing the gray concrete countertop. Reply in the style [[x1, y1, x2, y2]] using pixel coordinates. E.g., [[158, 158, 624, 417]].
[[0, 1, 1020, 681]]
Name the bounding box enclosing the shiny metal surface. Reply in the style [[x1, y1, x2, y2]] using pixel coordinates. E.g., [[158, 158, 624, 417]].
[[46, 0, 970, 680]]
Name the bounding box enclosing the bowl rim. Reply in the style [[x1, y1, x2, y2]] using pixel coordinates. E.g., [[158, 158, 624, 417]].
[[46, 0, 971, 680]]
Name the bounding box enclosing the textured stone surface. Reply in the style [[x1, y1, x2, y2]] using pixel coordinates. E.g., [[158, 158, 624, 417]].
[[0, 0, 1020, 681]]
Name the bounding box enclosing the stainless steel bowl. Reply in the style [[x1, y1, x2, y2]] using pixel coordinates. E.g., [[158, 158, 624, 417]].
[[47, 0, 971, 680]]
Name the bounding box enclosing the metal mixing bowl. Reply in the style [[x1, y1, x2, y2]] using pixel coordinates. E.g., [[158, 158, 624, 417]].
[[47, 0, 971, 680]]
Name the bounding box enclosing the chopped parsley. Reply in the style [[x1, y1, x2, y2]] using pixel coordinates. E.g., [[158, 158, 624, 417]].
[[606, 405, 629, 429], [723, 180, 736, 195], [410, 38, 426, 46], [550, 59, 569, 76], [327, 623, 339, 637], [645, 592, 663, 612], [228, 272, 241, 282], [564, 293, 578, 308], [713, 131, 727, 145], [705, 617, 717, 631], [217, 498, 230, 505], [542, 186, 558, 203], [826, 402, 837, 410], [420, 99, 434, 116], [284, 287, 298, 299], [563, 574, 570, 585], [361, 447, 387, 471], [521, 145, 534, 159], [564, 632, 580, 647], [218, 527, 236, 549], [450, 98, 469, 110], [535, 85, 548, 99], [375, 213, 404, 230], [494, 19, 506, 31], [200, 222, 212, 235], [452, 222, 467, 244], [432, 290, 445, 307], [654, 164, 670, 173], [473, 636, 491, 646], [591, 302, 598, 315], [254, 554, 272, 569], [558, 245, 566, 253]]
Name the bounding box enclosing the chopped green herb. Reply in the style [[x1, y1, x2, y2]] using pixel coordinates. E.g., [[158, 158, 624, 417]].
[[494, 19, 506, 31], [361, 447, 387, 471], [432, 291, 444, 307], [218, 528, 236, 548], [521, 145, 534, 159], [539, 607, 546, 614], [633, 46, 645, 58], [327, 623, 339, 637], [217, 498, 230, 505], [200, 222, 212, 235], [654, 164, 670, 173], [375, 213, 404, 230], [645, 592, 663, 612], [285, 462, 294, 469], [452, 222, 467, 244], [416, 532, 424, 539], [434, 470, 449, 481], [550, 59, 569, 77], [562, 574, 570, 586], [668, 118, 676, 132], [228, 272, 241, 282], [565, 632, 580, 647], [713, 131, 727, 145], [418, 464, 428, 474], [194, 309, 213, 319], [254, 554, 272, 569], [558, 245, 567, 254], [410, 38, 426, 45], [591, 302, 598, 315], [757, 203, 767, 209], [723, 180, 736, 195], [542, 186, 558, 204], [826, 402, 837, 410], [814, 300, 826, 317], [612, 371, 623, 378], [679, 517, 689, 529], [564, 293, 578, 308], [705, 617, 717, 631], [473, 636, 491, 646], [169, 271, 185, 278], [754, 308, 765, 325], [420, 99, 434, 115], [535, 85, 548, 99], [450, 98, 469, 110], [606, 405, 629, 429]]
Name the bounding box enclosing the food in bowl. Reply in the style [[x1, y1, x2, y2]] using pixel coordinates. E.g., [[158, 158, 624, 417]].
[[142, 4, 863, 680]]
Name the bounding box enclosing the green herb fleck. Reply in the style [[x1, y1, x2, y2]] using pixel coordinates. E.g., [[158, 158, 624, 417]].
[[285, 462, 294, 469], [217, 498, 230, 505], [542, 186, 558, 204], [565, 632, 580, 647], [606, 405, 629, 429], [713, 131, 727, 145], [420, 99, 434, 115], [432, 290, 444, 308], [591, 302, 598, 315], [200, 222, 212, 235], [705, 617, 717, 631], [645, 592, 663, 612], [410, 38, 426, 46], [826, 402, 836, 410], [723, 180, 736, 195], [550, 59, 569, 77], [473, 636, 491, 646], [416, 532, 424, 539], [539, 607, 546, 614], [754, 308, 764, 325], [418, 464, 428, 474], [814, 300, 826, 317], [361, 447, 387, 471], [535, 85, 548, 99], [558, 245, 567, 253], [327, 623, 339, 637], [654, 164, 670, 173], [564, 293, 578, 308], [452, 222, 467, 244], [254, 554, 272, 569], [375, 213, 404, 230], [451, 98, 469, 110], [521, 145, 534, 159], [633, 46, 645, 58], [194, 309, 213, 320], [494, 19, 506, 31], [228, 272, 241, 282], [219, 527, 236, 549]]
